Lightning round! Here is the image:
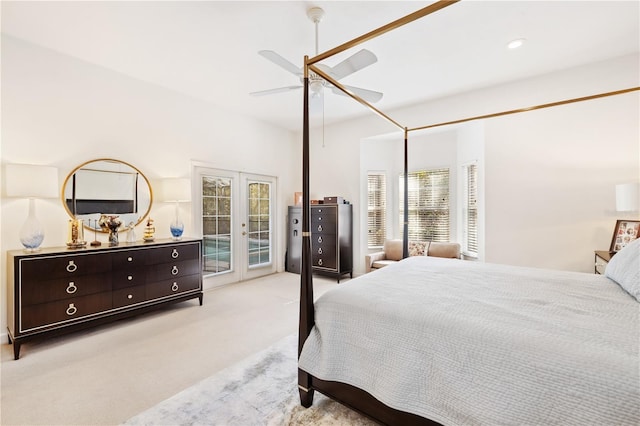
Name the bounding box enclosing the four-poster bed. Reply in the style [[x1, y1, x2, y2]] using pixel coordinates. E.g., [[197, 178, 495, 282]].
[[297, 1, 640, 424]]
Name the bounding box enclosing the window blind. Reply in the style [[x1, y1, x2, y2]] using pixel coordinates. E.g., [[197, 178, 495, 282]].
[[464, 164, 478, 256], [399, 168, 449, 242], [367, 173, 386, 248]]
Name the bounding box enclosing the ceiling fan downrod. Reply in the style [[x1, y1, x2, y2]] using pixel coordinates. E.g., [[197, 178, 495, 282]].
[[307, 7, 324, 56]]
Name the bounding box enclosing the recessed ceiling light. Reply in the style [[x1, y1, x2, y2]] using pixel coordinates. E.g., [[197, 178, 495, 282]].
[[507, 38, 526, 50]]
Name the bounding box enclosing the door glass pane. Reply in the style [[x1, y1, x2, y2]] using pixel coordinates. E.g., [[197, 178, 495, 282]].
[[247, 181, 271, 267], [202, 176, 232, 274]]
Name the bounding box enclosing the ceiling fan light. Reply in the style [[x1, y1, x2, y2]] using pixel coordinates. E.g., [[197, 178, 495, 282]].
[[310, 80, 324, 94]]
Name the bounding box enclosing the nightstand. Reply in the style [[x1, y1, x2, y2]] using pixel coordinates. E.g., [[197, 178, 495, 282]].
[[594, 250, 614, 274]]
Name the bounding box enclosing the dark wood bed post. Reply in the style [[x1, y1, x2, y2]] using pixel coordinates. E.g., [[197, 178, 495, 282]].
[[402, 127, 409, 258], [298, 57, 315, 407]]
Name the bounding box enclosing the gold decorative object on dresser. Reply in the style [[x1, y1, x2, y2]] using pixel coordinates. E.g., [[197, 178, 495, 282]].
[[7, 238, 203, 359]]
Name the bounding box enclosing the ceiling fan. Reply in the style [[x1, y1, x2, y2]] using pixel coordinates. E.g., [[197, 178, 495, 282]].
[[249, 7, 383, 104]]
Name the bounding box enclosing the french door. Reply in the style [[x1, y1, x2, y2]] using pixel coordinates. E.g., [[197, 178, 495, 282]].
[[194, 166, 277, 287]]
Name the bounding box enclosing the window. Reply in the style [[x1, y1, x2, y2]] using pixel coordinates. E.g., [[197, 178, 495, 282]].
[[202, 176, 232, 274], [399, 168, 449, 242], [463, 163, 478, 257], [247, 181, 271, 267], [367, 173, 386, 248]]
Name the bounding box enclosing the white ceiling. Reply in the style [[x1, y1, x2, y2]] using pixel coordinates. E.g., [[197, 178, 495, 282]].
[[2, 1, 639, 132]]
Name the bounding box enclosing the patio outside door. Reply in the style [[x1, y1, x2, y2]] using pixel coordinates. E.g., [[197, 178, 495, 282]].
[[195, 166, 277, 287]]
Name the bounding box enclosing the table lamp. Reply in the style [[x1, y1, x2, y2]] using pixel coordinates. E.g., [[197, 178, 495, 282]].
[[615, 183, 639, 212], [159, 178, 191, 240]]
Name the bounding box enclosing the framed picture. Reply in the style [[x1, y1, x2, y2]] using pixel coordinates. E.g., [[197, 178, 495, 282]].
[[609, 219, 640, 253]]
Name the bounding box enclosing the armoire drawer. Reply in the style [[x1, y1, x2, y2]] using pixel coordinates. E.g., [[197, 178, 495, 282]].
[[21, 292, 112, 331], [312, 254, 337, 270]]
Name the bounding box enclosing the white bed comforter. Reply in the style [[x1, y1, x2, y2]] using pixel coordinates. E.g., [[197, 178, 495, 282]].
[[298, 256, 639, 425]]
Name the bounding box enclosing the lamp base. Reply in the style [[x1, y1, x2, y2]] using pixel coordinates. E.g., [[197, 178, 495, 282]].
[[20, 199, 45, 252], [170, 221, 184, 241]]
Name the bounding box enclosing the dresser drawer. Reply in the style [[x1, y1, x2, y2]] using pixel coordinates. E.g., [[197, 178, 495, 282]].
[[146, 258, 201, 282], [20, 253, 111, 281], [312, 233, 336, 249], [312, 253, 337, 270], [21, 274, 111, 306], [113, 286, 146, 308], [112, 267, 147, 289], [311, 208, 336, 225], [111, 249, 148, 268], [21, 292, 112, 331], [146, 243, 200, 265], [146, 274, 201, 300]]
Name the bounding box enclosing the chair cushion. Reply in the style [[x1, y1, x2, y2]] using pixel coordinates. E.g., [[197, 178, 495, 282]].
[[427, 242, 460, 259], [371, 259, 398, 269], [383, 239, 404, 261]]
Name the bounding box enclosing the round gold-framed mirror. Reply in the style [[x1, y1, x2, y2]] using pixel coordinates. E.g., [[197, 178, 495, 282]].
[[61, 158, 153, 232]]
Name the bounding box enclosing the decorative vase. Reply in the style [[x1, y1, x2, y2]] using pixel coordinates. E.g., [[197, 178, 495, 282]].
[[99, 214, 122, 247], [109, 229, 119, 246]]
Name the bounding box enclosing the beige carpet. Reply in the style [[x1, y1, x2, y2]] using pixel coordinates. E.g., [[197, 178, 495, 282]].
[[124, 334, 375, 425], [1, 272, 339, 425]]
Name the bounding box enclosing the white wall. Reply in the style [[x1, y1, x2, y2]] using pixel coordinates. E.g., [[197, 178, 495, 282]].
[[300, 53, 639, 275], [1, 36, 298, 336]]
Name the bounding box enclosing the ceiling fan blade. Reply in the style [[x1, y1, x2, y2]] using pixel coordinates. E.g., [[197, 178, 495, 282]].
[[258, 50, 302, 77], [332, 85, 383, 103], [249, 86, 302, 96], [329, 49, 378, 80]]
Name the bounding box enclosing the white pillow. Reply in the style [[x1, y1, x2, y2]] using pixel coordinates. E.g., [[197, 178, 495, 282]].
[[605, 237, 640, 301]]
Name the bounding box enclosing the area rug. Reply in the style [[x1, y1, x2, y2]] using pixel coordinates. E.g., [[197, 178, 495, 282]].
[[124, 334, 376, 425]]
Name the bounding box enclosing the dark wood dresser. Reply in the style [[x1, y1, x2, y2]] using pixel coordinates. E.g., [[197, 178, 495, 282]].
[[311, 204, 352, 282], [7, 238, 203, 359]]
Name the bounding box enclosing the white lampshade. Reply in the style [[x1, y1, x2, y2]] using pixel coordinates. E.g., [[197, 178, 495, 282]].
[[158, 178, 191, 202], [6, 164, 59, 198], [615, 183, 640, 212]]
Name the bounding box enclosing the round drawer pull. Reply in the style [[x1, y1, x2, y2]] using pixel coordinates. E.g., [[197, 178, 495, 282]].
[[127, 257, 133, 262], [127, 275, 133, 281], [317, 236, 323, 243], [171, 249, 179, 259], [171, 282, 179, 292], [127, 294, 133, 299], [318, 248, 323, 255], [66, 303, 77, 316], [318, 259, 323, 266], [318, 217, 322, 221], [171, 266, 179, 275], [66, 261, 78, 273], [317, 225, 323, 232], [66, 282, 78, 294]]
